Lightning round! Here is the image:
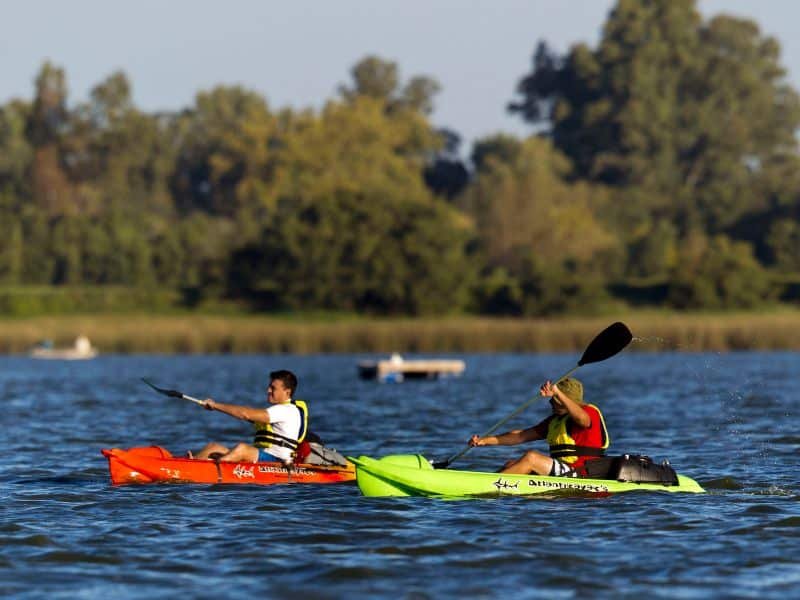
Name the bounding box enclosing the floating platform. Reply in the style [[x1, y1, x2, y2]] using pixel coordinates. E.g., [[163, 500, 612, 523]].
[[357, 354, 465, 382]]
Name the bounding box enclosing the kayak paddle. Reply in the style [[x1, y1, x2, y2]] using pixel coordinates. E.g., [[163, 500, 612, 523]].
[[432, 321, 633, 469], [141, 378, 205, 406]]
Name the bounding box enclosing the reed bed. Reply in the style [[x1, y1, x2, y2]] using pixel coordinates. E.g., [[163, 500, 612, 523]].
[[1, 311, 800, 354]]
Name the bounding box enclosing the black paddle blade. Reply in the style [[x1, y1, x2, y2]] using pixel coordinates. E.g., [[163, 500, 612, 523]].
[[577, 322, 632, 366], [141, 377, 183, 398]]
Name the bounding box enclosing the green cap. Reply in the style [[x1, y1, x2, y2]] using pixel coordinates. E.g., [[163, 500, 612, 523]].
[[556, 377, 584, 404]]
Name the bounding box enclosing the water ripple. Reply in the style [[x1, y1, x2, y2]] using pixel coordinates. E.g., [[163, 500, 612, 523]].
[[702, 477, 744, 490], [0, 352, 798, 599]]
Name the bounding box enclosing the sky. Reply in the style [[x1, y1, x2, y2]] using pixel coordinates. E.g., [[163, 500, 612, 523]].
[[3, 1, 800, 150]]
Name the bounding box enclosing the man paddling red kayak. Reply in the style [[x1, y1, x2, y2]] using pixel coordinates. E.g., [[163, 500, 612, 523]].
[[190, 369, 309, 465], [469, 377, 609, 477]]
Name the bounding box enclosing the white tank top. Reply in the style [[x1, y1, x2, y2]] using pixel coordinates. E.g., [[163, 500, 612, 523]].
[[263, 402, 301, 462]]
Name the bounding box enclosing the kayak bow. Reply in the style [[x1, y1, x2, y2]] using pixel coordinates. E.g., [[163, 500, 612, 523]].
[[350, 454, 705, 498], [102, 446, 355, 485]]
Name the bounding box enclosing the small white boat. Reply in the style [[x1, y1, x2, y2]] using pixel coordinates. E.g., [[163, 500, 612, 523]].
[[30, 335, 98, 360]]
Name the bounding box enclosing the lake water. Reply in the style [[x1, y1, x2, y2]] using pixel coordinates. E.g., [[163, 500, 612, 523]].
[[1, 350, 798, 599]]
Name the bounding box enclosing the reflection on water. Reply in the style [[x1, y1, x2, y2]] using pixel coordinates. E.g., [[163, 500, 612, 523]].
[[0, 352, 798, 598]]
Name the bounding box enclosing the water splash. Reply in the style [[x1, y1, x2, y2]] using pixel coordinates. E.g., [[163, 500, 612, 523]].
[[702, 477, 744, 490], [631, 336, 667, 345], [632, 336, 664, 343], [751, 485, 796, 497]]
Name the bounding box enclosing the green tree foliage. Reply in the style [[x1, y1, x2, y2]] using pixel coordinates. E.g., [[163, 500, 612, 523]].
[[339, 55, 442, 115], [667, 233, 773, 309], [400, 76, 441, 116], [510, 0, 800, 233], [340, 56, 400, 102], [766, 219, 800, 272], [461, 136, 618, 315], [423, 129, 469, 200], [461, 136, 617, 273], [274, 94, 442, 203], [4, 32, 800, 317], [27, 62, 74, 214], [338, 54, 462, 203], [66, 72, 176, 215], [471, 134, 523, 173], [228, 76, 475, 314], [27, 62, 69, 147], [626, 219, 679, 278], [0, 100, 33, 203], [0, 217, 23, 284], [172, 213, 236, 296], [171, 86, 278, 219], [230, 191, 475, 314], [473, 256, 612, 317]]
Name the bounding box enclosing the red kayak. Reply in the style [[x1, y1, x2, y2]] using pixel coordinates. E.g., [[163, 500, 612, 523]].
[[102, 446, 356, 485]]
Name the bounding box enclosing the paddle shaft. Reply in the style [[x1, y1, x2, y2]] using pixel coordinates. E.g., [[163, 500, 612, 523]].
[[178, 393, 205, 406], [440, 364, 579, 468], [142, 378, 205, 406]]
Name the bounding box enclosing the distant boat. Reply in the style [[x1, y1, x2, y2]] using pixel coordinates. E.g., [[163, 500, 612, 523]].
[[30, 335, 98, 360], [357, 353, 465, 382]]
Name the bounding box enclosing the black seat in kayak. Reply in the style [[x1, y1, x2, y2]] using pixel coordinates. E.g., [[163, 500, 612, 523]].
[[582, 454, 679, 485]]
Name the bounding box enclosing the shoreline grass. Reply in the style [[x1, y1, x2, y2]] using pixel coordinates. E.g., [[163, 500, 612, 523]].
[[2, 311, 800, 354]]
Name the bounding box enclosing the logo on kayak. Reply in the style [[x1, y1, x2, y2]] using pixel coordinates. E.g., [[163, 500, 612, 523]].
[[527, 479, 609, 493], [258, 465, 313, 475], [233, 464, 255, 479], [493, 478, 520, 491], [160, 468, 181, 479]]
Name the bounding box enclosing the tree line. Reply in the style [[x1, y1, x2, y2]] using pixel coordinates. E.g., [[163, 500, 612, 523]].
[[1, 0, 799, 316]]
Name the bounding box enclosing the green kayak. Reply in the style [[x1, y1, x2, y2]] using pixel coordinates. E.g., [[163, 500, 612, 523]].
[[350, 454, 705, 498]]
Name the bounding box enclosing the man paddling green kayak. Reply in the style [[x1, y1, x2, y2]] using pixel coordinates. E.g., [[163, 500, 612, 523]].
[[349, 323, 704, 498], [469, 376, 609, 477], [469, 377, 609, 477]]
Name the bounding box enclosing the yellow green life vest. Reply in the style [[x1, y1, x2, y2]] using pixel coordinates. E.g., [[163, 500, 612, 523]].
[[253, 399, 308, 452], [546, 403, 609, 464]]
